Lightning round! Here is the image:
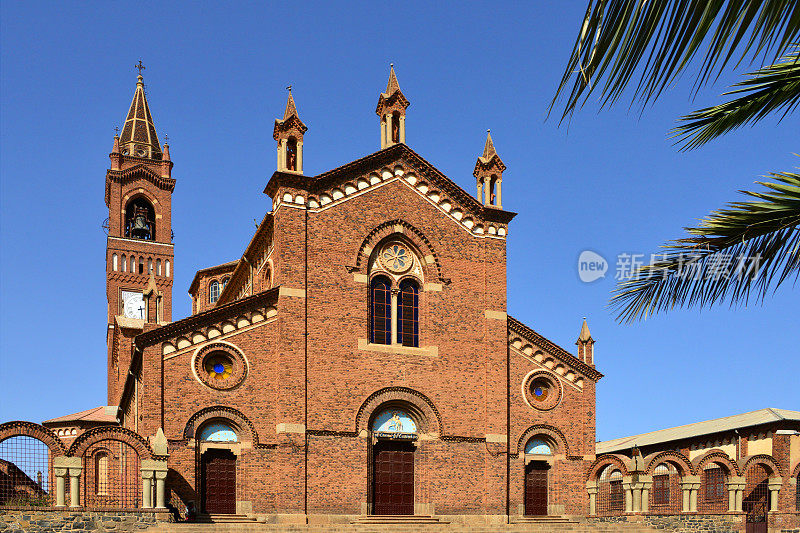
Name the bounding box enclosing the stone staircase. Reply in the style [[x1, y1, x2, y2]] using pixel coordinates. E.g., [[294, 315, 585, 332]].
[[146, 516, 662, 532]]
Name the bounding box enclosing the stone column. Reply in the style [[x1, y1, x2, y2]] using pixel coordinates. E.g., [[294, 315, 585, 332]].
[[586, 481, 598, 516], [380, 118, 386, 149], [279, 139, 287, 171], [496, 179, 502, 208], [727, 476, 745, 512], [768, 478, 782, 512], [52, 456, 69, 507], [399, 115, 405, 144], [297, 141, 304, 173], [142, 458, 169, 509], [141, 470, 153, 509], [385, 114, 393, 146], [390, 288, 399, 344], [639, 476, 653, 513], [68, 463, 82, 508], [155, 468, 168, 508], [476, 181, 483, 203], [622, 477, 633, 513], [483, 176, 490, 206]]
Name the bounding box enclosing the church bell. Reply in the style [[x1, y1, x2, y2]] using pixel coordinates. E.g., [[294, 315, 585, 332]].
[[131, 208, 151, 239]]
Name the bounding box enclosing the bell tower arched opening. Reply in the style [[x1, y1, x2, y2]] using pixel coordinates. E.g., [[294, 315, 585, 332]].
[[124, 197, 155, 241]]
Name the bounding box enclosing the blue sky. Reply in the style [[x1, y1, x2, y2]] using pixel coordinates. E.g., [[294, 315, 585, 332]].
[[0, 1, 796, 441]]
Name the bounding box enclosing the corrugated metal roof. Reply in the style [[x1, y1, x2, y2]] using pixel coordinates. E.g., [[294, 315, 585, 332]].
[[597, 408, 800, 454]]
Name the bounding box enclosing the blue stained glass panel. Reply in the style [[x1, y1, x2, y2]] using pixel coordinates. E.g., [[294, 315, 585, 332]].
[[199, 423, 238, 442], [525, 438, 552, 455], [372, 409, 417, 434]]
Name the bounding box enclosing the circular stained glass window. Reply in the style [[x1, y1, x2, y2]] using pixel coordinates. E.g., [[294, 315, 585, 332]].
[[194, 343, 247, 391], [381, 243, 412, 273], [204, 352, 233, 381], [525, 372, 562, 411]]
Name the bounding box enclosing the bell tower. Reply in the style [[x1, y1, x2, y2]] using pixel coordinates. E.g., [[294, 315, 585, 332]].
[[105, 66, 176, 402], [273, 88, 307, 173], [473, 130, 506, 208], [376, 64, 409, 149]]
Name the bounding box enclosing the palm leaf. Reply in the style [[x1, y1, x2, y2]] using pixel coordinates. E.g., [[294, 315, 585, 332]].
[[551, 0, 800, 120], [610, 168, 800, 323], [673, 46, 800, 150]]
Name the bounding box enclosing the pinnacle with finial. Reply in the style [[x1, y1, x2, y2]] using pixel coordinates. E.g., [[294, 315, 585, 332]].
[[482, 130, 496, 160], [386, 64, 400, 94], [578, 317, 593, 342]]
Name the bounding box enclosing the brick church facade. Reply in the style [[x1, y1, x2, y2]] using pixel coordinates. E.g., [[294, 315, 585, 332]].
[[1, 68, 798, 531], [99, 67, 601, 522]]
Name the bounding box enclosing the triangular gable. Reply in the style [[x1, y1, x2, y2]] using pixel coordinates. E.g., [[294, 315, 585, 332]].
[[508, 315, 603, 384], [265, 144, 515, 230]]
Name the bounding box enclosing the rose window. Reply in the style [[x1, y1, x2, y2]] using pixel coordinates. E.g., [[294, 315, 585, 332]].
[[525, 372, 562, 411], [194, 344, 247, 390], [381, 244, 412, 273]]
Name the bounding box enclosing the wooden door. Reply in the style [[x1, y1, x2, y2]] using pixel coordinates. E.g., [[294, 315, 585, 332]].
[[372, 440, 414, 515], [201, 449, 236, 514], [524, 463, 549, 516]]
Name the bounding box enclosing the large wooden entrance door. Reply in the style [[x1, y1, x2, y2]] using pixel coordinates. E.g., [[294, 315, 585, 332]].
[[372, 440, 414, 515], [201, 449, 236, 514], [524, 462, 549, 516]]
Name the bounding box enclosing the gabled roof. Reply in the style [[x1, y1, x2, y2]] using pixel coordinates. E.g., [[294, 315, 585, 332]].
[[43, 406, 118, 425], [136, 287, 279, 348], [120, 75, 162, 159], [265, 143, 516, 226], [189, 260, 239, 295], [508, 315, 603, 381], [597, 408, 800, 454]]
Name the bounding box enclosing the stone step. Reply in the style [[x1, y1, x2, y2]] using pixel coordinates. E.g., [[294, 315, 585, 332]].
[[147, 522, 663, 533]]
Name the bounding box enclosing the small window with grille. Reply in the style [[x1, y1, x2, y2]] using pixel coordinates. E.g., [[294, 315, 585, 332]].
[[209, 280, 220, 304], [704, 466, 726, 502], [652, 465, 670, 505]]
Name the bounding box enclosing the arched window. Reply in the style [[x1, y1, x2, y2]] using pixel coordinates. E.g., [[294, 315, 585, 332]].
[[130, 256, 136, 273], [222, 277, 230, 290], [138, 256, 144, 275], [489, 176, 498, 204], [165, 260, 170, 277], [209, 280, 220, 304], [652, 464, 671, 506], [147, 258, 153, 274], [112, 254, 118, 271], [370, 276, 392, 344], [95, 452, 109, 495], [124, 197, 155, 240], [598, 466, 624, 514], [397, 279, 419, 347], [264, 268, 272, 289], [199, 422, 238, 442], [701, 464, 727, 512], [525, 438, 552, 455], [156, 259, 162, 276], [286, 138, 298, 171], [121, 254, 126, 272]]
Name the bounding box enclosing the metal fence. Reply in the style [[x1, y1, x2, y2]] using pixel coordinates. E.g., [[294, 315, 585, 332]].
[[82, 440, 140, 509], [0, 436, 53, 507], [597, 466, 624, 515]]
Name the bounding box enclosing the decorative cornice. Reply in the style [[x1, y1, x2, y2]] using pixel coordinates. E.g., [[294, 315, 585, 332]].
[[508, 315, 603, 381], [135, 288, 279, 348]]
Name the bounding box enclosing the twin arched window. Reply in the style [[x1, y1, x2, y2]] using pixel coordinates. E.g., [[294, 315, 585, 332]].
[[368, 241, 421, 347]]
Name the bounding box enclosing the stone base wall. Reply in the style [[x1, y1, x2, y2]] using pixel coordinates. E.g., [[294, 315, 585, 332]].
[[587, 513, 744, 532], [0, 510, 171, 533]]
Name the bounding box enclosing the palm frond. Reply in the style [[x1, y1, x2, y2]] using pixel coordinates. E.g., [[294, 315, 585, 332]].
[[674, 46, 800, 150], [551, 0, 800, 121], [610, 168, 800, 323]]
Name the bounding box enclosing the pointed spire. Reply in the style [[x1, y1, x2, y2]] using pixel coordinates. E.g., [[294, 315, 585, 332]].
[[386, 63, 401, 95], [578, 317, 593, 342], [119, 70, 162, 160], [112, 133, 120, 154], [162, 141, 170, 162], [283, 91, 299, 121], [481, 129, 497, 161]]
